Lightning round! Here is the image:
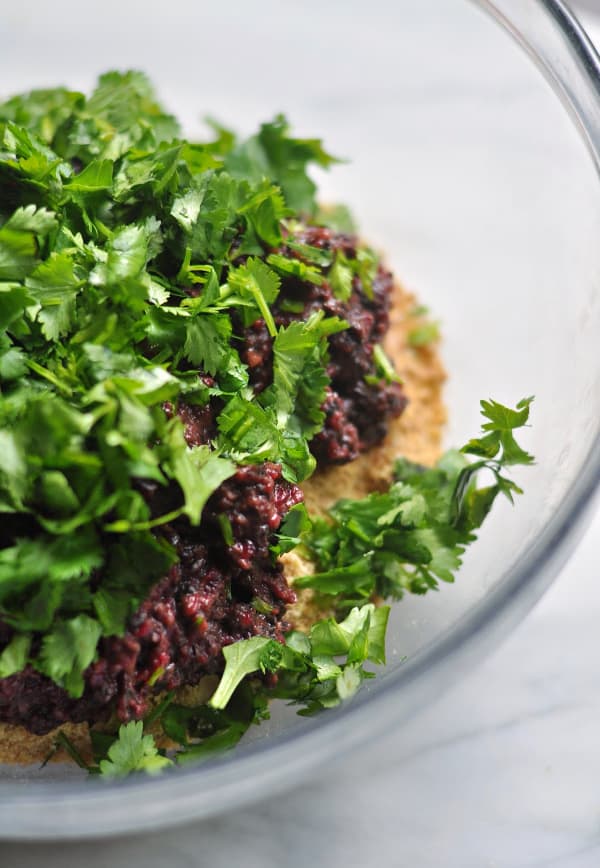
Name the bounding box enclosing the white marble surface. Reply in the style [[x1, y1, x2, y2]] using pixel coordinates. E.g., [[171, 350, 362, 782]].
[[1, 4, 600, 866]]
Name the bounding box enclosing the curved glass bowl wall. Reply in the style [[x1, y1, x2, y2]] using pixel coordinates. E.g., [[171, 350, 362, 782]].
[[0, 0, 599, 839]]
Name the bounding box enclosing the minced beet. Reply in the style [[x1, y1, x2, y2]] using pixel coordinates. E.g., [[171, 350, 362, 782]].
[[0, 463, 301, 734], [237, 226, 407, 463], [0, 227, 407, 735], [167, 227, 407, 467]]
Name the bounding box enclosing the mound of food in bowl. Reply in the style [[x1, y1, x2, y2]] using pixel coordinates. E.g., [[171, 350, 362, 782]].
[[0, 71, 533, 776]]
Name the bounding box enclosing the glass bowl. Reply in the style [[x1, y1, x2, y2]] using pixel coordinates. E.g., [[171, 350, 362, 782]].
[[1, 0, 599, 840]]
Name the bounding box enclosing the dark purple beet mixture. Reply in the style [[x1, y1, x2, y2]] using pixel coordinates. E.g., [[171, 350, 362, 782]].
[[0, 228, 407, 735], [0, 464, 301, 734], [238, 226, 407, 462]]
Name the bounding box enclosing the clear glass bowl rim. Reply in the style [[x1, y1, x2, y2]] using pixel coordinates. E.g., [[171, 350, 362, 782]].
[[1, 0, 599, 841]]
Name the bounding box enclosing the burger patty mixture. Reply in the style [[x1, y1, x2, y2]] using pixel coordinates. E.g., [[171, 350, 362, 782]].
[[0, 228, 407, 735]]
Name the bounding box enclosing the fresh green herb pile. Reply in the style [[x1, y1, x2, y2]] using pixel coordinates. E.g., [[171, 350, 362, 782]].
[[0, 72, 533, 776], [0, 71, 352, 689], [56, 396, 533, 777]]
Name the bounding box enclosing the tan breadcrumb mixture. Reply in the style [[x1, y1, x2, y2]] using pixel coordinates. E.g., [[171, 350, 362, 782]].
[[285, 279, 446, 631], [0, 279, 445, 766], [0, 678, 219, 766]]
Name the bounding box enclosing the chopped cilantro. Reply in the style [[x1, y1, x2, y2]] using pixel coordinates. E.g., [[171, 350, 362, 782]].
[[408, 321, 440, 347], [371, 344, 402, 385], [37, 615, 102, 697], [209, 602, 388, 714], [97, 721, 173, 777], [270, 502, 311, 557], [0, 73, 533, 779], [328, 250, 354, 301], [0, 632, 31, 677], [297, 397, 534, 610], [0, 72, 344, 691], [86, 399, 532, 777], [223, 114, 339, 215], [314, 203, 356, 234]]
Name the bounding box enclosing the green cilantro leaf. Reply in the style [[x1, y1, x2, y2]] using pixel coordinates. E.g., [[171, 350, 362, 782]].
[[408, 320, 440, 347], [0, 205, 57, 280], [0, 632, 31, 678], [267, 312, 345, 435], [98, 720, 173, 777], [182, 313, 233, 375], [225, 114, 338, 215], [64, 158, 113, 193], [271, 502, 312, 556], [209, 637, 277, 710], [25, 251, 85, 339], [299, 398, 534, 610], [166, 438, 237, 525], [226, 257, 281, 335], [37, 614, 102, 697], [328, 250, 353, 301], [210, 603, 388, 714], [266, 252, 325, 286]]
